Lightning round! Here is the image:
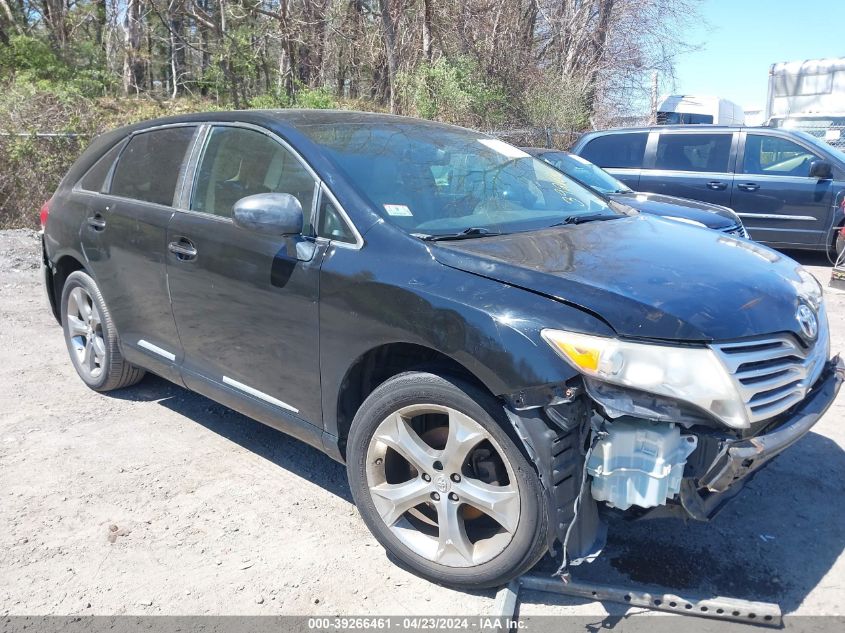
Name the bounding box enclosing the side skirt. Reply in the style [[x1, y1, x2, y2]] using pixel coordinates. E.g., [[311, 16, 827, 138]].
[[181, 367, 329, 456]]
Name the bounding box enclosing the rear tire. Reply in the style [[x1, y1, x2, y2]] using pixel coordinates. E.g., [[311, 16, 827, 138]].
[[61, 270, 146, 392], [347, 371, 548, 588]]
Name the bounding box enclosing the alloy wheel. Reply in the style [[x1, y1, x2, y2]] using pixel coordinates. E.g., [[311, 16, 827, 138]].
[[65, 286, 106, 380], [365, 404, 520, 567]]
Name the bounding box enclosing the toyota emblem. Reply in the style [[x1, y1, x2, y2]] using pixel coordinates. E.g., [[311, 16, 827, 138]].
[[796, 304, 818, 341]]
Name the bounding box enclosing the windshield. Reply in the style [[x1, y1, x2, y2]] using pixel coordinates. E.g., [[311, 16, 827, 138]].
[[299, 122, 619, 236], [539, 151, 631, 195], [788, 128, 845, 164]]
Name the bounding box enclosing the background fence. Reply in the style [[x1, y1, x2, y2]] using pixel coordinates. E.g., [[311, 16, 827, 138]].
[[781, 124, 845, 150]]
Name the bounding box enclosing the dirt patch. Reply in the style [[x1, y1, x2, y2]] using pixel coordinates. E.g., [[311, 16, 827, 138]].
[[1, 228, 40, 272], [608, 539, 784, 598]]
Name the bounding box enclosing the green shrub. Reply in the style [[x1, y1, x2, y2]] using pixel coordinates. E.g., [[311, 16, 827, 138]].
[[397, 57, 510, 128], [0, 34, 117, 98], [523, 72, 592, 138], [248, 84, 336, 110], [293, 85, 337, 110]]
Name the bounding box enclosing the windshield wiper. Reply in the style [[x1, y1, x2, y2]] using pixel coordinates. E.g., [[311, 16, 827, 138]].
[[550, 213, 620, 227], [420, 227, 503, 242]]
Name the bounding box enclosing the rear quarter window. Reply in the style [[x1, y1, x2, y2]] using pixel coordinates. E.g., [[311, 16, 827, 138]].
[[109, 126, 196, 206], [579, 133, 647, 169], [78, 141, 125, 193]]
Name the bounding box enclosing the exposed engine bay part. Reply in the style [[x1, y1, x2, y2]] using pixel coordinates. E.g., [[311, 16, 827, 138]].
[[501, 357, 845, 570], [584, 377, 714, 428], [587, 418, 697, 510], [503, 405, 606, 566]]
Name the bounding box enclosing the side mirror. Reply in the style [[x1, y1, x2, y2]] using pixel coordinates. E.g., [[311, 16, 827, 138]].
[[233, 193, 303, 235], [809, 160, 833, 180]]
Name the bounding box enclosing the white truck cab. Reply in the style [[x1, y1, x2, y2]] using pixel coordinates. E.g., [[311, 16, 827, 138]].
[[656, 95, 745, 126]]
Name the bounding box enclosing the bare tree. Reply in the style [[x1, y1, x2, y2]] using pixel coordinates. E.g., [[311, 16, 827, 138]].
[[378, 0, 398, 112], [122, 0, 145, 94]]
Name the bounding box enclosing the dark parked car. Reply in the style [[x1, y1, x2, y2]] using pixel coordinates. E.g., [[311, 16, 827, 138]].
[[42, 111, 842, 589], [572, 125, 845, 254], [522, 147, 748, 238]]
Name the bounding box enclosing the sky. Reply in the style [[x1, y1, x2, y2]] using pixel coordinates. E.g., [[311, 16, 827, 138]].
[[671, 0, 843, 110]]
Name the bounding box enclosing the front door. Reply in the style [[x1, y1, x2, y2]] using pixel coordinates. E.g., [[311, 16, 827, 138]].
[[166, 124, 325, 426], [731, 132, 836, 247]]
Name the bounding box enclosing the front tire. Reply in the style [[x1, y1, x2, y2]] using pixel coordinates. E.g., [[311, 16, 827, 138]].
[[347, 371, 548, 588], [61, 270, 145, 392]]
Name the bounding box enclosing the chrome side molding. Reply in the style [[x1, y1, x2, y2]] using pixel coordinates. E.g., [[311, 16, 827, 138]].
[[222, 376, 299, 414]]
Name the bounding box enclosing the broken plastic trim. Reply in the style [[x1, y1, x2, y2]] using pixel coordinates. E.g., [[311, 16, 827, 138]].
[[502, 404, 607, 568]]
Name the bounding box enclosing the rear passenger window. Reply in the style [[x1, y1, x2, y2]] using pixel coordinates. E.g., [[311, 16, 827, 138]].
[[110, 127, 196, 206], [191, 126, 316, 230], [654, 133, 732, 172], [743, 135, 819, 177], [579, 133, 647, 169], [79, 141, 125, 192]]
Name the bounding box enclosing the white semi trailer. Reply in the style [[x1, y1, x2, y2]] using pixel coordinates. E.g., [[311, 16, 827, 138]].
[[765, 57, 845, 146]]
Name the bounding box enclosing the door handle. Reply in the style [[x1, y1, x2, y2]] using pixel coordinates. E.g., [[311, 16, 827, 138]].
[[706, 180, 728, 190], [737, 182, 760, 192], [168, 238, 197, 261], [86, 214, 106, 231]]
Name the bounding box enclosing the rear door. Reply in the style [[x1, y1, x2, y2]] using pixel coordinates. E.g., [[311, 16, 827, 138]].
[[637, 130, 737, 206], [79, 124, 198, 383], [166, 123, 326, 429], [576, 132, 648, 190], [731, 131, 836, 247]]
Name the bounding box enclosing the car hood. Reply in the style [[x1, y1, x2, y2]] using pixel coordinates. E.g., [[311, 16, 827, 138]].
[[430, 215, 814, 342], [609, 192, 737, 229]]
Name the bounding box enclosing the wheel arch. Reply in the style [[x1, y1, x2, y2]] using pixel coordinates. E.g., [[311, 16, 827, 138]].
[[333, 342, 493, 459], [47, 254, 87, 324]]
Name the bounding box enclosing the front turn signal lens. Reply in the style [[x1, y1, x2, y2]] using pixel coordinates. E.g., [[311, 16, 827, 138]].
[[548, 339, 602, 372]]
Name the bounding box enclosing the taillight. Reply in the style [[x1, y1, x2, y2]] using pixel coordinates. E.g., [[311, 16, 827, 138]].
[[39, 199, 50, 231]]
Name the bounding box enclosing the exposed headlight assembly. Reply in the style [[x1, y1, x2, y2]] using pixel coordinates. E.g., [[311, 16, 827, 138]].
[[541, 329, 748, 429]]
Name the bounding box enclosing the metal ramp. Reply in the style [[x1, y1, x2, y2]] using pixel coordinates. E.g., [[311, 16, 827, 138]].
[[493, 572, 782, 628]]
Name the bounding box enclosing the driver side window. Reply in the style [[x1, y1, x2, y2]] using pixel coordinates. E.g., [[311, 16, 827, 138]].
[[743, 135, 818, 177], [191, 126, 316, 231]]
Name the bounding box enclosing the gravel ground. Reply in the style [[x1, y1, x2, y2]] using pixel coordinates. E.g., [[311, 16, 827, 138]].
[[1, 228, 844, 623]]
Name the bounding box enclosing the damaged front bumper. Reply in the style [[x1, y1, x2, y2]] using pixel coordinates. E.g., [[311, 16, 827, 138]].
[[679, 355, 844, 520], [504, 356, 844, 566]]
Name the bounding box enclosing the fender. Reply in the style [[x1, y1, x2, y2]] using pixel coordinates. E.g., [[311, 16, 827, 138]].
[[317, 220, 615, 440]]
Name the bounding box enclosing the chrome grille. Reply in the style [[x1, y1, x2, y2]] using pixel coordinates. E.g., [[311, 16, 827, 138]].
[[710, 312, 829, 424]]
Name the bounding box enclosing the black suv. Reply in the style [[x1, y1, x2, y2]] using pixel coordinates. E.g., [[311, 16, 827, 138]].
[[42, 111, 842, 589], [572, 125, 845, 253]]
